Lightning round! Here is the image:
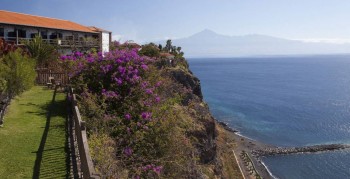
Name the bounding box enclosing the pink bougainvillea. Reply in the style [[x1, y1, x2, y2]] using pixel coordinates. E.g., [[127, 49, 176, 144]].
[[62, 47, 164, 177]]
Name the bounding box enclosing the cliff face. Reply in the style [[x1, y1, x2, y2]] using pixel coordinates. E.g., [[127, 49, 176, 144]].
[[169, 68, 203, 99], [162, 62, 242, 178], [169, 68, 216, 162]]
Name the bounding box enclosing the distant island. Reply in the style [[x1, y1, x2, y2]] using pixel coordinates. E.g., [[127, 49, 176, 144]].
[[162, 29, 350, 57]]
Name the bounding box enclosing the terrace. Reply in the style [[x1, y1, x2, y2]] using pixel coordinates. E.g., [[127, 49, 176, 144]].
[[0, 27, 100, 48]]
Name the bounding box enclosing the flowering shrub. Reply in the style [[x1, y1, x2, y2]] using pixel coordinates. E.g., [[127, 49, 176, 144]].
[[62, 48, 170, 177]]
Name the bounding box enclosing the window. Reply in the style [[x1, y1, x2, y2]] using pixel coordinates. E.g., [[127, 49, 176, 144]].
[[0, 28, 4, 37], [49, 33, 57, 39], [40, 31, 47, 39], [17, 29, 26, 38], [7, 31, 15, 38]]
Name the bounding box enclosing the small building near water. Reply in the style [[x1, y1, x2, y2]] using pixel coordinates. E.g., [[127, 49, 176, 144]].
[[160, 52, 175, 59], [0, 10, 111, 53]]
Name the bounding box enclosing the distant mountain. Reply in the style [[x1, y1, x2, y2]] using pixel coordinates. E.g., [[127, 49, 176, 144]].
[[165, 29, 350, 57]]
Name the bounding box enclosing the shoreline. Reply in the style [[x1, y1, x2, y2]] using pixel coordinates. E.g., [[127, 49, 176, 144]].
[[216, 120, 350, 179], [217, 120, 274, 179]]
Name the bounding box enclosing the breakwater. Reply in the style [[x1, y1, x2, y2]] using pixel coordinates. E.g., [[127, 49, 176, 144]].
[[252, 144, 350, 156]]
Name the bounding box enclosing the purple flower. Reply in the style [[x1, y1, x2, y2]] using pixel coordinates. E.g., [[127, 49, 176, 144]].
[[115, 59, 123, 64], [141, 82, 148, 89], [118, 66, 126, 74], [114, 78, 123, 85], [124, 147, 133, 156], [145, 89, 153, 94], [141, 112, 152, 120], [102, 90, 118, 98], [141, 64, 148, 70], [60, 55, 67, 61], [74, 51, 83, 57], [124, 113, 131, 120], [146, 164, 152, 170], [155, 96, 161, 103], [86, 57, 95, 63], [101, 64, 112, 74], [155, 81, 162, 87], [153, 166, 163, 175]]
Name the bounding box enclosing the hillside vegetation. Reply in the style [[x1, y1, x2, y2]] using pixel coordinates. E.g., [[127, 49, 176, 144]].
[[62, 42, 242, 178]]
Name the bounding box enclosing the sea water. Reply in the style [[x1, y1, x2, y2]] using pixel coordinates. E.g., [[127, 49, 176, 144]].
[[188, 56, 350, 179]]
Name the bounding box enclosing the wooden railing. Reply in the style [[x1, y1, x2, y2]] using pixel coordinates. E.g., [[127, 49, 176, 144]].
[[68, 87, 100, 179], [1, 37, 99, 48], [36, 72, 68, 86]]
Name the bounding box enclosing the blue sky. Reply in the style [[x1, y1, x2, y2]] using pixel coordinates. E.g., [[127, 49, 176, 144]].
[[2, 0, 350, 43]]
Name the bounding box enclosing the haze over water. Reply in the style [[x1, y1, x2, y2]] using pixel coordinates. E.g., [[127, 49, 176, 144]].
[[188, 56, 350, 179]]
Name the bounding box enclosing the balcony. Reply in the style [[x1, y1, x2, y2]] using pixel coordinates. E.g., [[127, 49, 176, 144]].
[[0, 37, 99, 48]]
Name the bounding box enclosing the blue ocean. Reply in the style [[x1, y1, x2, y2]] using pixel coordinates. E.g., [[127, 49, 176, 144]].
[[188, 56, 350, 179]]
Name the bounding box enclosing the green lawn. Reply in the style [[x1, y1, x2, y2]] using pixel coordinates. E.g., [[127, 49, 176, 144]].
[[0, 86, 70, 179]]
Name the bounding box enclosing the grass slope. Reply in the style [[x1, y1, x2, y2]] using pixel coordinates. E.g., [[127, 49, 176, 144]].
[[0, 86, 69, 179]]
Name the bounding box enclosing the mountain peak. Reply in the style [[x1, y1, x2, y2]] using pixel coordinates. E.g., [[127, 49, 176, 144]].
[[194, 29, 218, 36]]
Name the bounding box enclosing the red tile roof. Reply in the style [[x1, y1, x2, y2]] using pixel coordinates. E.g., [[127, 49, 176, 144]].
[[0, 10, 97, 33], [122, 42, 141, 49], [160, 52, 175, 57], [88, 26, 111, 33]]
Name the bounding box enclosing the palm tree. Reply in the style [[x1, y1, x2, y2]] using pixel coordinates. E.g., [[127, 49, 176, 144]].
[[23, 36, 57, 68]]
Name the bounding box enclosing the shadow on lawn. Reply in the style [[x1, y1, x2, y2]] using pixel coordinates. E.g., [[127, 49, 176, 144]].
[[32, 88, 71, 179]]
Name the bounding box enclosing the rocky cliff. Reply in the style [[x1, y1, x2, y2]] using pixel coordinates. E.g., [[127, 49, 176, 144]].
[[160, 60, 242, 178]]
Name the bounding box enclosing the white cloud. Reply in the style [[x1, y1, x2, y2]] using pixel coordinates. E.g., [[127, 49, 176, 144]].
[[112, 34, 123, 41], [163, 36, 179, 40]]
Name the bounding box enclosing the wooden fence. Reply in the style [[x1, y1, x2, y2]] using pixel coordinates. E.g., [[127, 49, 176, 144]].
[[36, 72, 69, 86], [68, 87, 100, 179]]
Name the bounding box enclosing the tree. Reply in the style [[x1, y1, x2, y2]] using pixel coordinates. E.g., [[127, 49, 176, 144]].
[[158, 44, 163, 51], [139, 43, 160, 57], [23, 36, 58, 68], [165, 39, 172, 52], [177, 47, 182, 53]]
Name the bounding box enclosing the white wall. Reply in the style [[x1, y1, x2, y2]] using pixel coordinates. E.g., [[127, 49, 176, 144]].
[[101, 32, 110, 53]]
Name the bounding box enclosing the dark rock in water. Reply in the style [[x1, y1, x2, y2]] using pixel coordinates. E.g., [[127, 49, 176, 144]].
[[252, 144, 350, 156], [217, 121, 228, 127], [216, 120, 238, 133]]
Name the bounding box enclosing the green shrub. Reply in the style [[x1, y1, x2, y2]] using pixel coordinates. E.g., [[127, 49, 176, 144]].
[[139, 43, 160, 57], [0, 49, 36, 97]]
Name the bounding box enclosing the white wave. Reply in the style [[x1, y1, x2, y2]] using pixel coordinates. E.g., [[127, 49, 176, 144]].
[[260, 160, 279, 179]]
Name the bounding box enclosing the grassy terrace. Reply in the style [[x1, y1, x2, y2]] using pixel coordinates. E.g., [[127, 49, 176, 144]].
[[0, 86, 70, 179]]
